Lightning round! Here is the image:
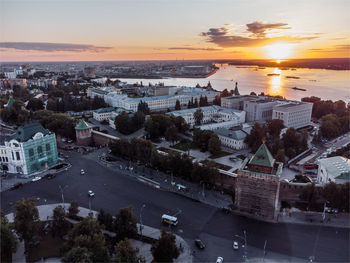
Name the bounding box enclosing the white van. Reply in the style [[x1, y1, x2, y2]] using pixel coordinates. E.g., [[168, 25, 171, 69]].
[[161, 214, 178, 226]]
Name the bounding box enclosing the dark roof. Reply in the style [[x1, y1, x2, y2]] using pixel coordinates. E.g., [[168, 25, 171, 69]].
[[12, 123, 50, 142], [248, 143, 275, 168]]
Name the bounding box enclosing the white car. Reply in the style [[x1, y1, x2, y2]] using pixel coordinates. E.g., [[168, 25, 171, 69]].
[[88, 190, 95, 197], [32, 176, 41, 182], [233, 241, 239, 250], [81, 169, 85, 175], [216, 257, 224, 263]]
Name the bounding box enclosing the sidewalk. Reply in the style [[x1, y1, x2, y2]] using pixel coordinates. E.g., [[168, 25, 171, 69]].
[[6, 204, 192, 263], [278, 210, 350, 229]]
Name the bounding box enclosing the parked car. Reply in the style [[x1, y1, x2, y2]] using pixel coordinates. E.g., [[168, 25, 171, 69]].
[[194, 239, 205, 249], [81, 169, 85, 175], [31, 176, 41, 182], [11, 182, 23, 190], [216, 256, 224, 263], [233, 241, 239, 250], [88, 190, 95, 197]]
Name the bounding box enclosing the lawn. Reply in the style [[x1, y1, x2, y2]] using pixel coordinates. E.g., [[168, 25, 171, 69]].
[[208, 150, 232, 159], [170, 139, 196, 152]]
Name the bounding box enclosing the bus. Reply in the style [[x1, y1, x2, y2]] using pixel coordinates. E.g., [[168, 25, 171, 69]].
[[161, 214, 178, 226]]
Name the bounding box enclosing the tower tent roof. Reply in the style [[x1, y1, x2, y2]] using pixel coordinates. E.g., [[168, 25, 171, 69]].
[[75, 119, 92, 130], [248, 143, 275, 168]]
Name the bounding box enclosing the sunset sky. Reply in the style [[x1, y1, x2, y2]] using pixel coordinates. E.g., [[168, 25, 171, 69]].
[[0, 0, 349, 61]]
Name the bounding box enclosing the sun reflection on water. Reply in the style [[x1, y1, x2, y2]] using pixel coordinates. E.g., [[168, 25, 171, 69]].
[[268, 68, 284, 96]]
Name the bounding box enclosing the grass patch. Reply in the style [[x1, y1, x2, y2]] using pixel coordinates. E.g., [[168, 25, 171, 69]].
[[208, 150, 232, 159], [171, 139, 196, 152], [26, 235, 65, 262], [201, 160, 232, 171]]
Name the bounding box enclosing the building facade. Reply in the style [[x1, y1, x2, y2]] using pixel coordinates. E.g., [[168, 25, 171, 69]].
[[214, 128, 249, 150], [221, 95, 258, 110], [0, 123, 58, 175], [104, 87, 218, 112], [272, 101, 313, 129], [168, 105, 245, 127], [235, 143, 283, 220]]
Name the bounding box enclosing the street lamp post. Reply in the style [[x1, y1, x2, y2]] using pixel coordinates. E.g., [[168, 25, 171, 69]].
[[88, 196, 92, 215], [140, 204, 146, 239], [263, 240, 267, 261], [235, 230, 247, 261], [58, 185, 68, 210]]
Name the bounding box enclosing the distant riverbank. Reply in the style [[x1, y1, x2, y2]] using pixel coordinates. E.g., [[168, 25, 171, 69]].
[[119, 65, 350, 102]]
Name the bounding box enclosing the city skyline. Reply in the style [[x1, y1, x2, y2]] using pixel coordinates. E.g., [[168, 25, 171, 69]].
[[0, 0, 349, 62]]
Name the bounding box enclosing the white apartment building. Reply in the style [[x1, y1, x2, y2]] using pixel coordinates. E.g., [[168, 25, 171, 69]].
[[214, 128, 249, 150], [87, 86, 122, 99], [168, 105, 245, 127], [272, 101, 313, 129], [93, 107, 133, 122], [104, 87, 218, 112], [317, 156, 350, 185]]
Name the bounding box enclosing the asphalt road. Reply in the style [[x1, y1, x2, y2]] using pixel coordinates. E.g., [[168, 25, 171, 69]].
[[1, 151, 349, 262]]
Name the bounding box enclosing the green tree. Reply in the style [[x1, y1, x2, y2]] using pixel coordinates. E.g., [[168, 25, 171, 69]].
[[320, 114, 341, 139], [97, 209, 114, 231], [114, 239, 144, 263], [213, 95, 221, 106], [244, 123, 267, 152], [194, 109, 203, 126], [26, 98, 44, 111], [151, 230, 180, 263], [165, 125, 178, 146], [275, 149, 286, 163], [1, 211, 17, 262], [62, 246, 93, 263], [175, 100, 181, 110], [138, 101, 150, 115], [131, 110, 145, 131], [67, 217, 110, 262], [268, 119, 285, 138], [52, 205, 70, 237], [68, 201, 80, 219], [208, 134, 221, 155], [115, 112, 132, 135], [14, 198, 39, 243], [113, 207, 138, 241]]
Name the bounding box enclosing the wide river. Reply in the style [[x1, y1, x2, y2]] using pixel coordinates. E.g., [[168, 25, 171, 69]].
[[119, 64, 350, 102]]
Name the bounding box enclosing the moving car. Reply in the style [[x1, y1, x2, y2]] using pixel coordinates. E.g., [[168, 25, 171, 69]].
[[216, 256, 224, 263], [88, 190, 95, 197], [161, 214, 178, 226], [194, 239, 205, 249], [233, 241, 239, 250], [81, 169, 85, 175], [31, 176, 41, 182]]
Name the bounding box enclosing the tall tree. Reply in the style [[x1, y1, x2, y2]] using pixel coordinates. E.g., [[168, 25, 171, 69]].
[[113, 207, 137, 241], [268, 119, 285, 138], [137, 101, 150, 115], [194, 109, 203, 126], [14, 198, 39, 243], [175, 100, 181, 110], [165, 125, 179, 146], [208, 134, 221, 155], [1, 211, 17, 262], [151, 230, 180, 263], [62, 246, 93, 263], [244, 123, 267, 152], [68, 200, 80, 219], [114, 239, 144, 263], [27, 98, 44, 111], [52, 205, 70, 237]]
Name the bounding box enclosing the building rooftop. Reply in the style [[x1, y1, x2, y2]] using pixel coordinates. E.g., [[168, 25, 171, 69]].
[[94, 107, 115, 114], [12, 123, 50, 142], [248, 143, 275, 168], [169, 105, 242, 116], [214, 128, 247, 140], [75, 119, 92, 130], [319, 156, 350, 181]]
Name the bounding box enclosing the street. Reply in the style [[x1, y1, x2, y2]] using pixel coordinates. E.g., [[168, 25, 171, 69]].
[[1, 150, 349, 262]]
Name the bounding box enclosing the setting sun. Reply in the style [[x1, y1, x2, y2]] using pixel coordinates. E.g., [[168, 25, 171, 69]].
[[264, 43, 294, 61]]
